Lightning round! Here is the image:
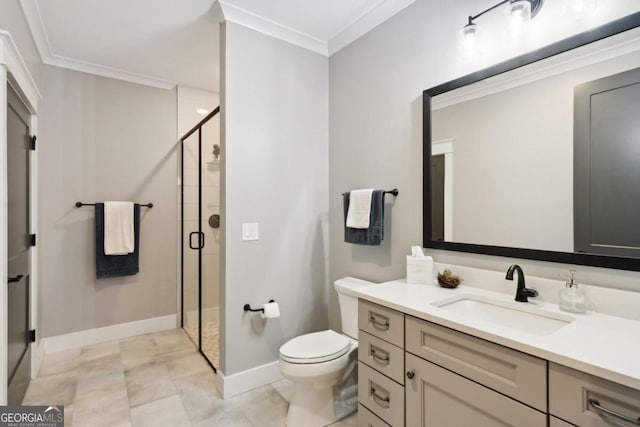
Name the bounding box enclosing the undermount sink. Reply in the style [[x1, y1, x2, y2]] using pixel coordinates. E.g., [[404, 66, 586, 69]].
[[432, 294, 575, 336]]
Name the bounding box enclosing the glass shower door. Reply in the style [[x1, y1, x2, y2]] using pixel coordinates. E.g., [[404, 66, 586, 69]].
[[180, 107, 220, 371], [181, 130, 202, 355]]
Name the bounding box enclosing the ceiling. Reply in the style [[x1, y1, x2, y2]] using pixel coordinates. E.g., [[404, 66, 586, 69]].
[[19, 0, 415, 91]]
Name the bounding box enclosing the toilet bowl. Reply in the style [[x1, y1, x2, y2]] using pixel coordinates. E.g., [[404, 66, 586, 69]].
[[279, 277, 373, 427]]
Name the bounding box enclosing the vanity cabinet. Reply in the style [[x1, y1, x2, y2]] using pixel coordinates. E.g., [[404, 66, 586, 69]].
[[357, 299, 640, 426], [549, 363, 640, 427]]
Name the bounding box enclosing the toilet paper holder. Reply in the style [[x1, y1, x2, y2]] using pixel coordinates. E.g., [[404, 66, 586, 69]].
[[243, 299, 275, 312]]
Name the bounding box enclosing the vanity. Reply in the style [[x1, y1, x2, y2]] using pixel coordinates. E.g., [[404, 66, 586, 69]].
[[354, 281, 640, 427]]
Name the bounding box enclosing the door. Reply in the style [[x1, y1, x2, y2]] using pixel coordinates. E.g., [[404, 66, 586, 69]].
[[574, 67, 640, 257], [7, 84, 31, 405], [431, 154, 445, 241]]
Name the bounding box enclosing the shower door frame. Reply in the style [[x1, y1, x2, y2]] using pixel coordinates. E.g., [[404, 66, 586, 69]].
[[180, 106, 220, 372]]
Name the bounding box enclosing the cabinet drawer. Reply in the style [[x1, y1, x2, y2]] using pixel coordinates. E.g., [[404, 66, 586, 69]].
[[358, 363, 404, 427], [358, 331, 405, 385], [358, 300, 404, 348], [405, 353, 546, 427], [358, 404, 390, 427], [549, 363, 640, 427], [406, 315, 547, 411]]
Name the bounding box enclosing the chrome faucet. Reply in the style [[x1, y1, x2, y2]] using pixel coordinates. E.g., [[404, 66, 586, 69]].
[[505, 264, 538, 302]]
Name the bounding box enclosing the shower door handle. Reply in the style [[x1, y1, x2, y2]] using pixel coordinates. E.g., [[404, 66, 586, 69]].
[[189, 232, 205, 249]]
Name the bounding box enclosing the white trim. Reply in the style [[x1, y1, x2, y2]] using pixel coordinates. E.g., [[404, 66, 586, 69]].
[[216, 1, 327, 55], [31, 341, 45, 380], [19, 0, 176, 90], [42, 315, 177, 354], [433, 138, 454, 242], [433, 27, 640, 110], [0, 31, 42, 109], [328, 0, 415, 55], [214, 0, 416, 57], [216, 361, 283, 399], [28, 114, 39, 379]]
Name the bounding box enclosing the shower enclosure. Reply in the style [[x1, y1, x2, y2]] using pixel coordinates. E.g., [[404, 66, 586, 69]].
[[180, 107, 220, 370]]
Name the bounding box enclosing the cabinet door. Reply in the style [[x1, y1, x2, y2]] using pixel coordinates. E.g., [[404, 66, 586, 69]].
[[405, 353, 546, 427]]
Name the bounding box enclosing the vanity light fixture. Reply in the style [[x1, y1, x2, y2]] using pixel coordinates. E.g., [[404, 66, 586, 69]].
[[462, 0, 544, 45]]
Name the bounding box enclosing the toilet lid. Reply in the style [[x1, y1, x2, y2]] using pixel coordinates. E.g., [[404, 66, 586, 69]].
[[280, 330, 351, 364]]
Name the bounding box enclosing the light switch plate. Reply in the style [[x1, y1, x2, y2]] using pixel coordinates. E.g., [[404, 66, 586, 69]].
[[242, 223, 259, 241]]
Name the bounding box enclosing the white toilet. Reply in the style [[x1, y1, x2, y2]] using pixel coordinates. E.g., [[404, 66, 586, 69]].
[[279, 277, 372, 427]]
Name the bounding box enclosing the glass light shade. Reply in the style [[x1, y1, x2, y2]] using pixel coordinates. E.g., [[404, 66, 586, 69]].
[[461, 22, 479, 50], [510, 0, 532, 24]]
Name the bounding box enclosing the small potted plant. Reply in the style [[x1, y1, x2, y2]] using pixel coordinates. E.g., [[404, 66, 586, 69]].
[[437, 269, 461, 289]]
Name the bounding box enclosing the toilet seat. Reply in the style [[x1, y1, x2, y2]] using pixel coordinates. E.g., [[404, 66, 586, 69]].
[[280, 330, 350, 364]]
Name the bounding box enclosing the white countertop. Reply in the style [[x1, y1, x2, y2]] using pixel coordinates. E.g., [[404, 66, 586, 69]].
[[354, 280, 640, 391]]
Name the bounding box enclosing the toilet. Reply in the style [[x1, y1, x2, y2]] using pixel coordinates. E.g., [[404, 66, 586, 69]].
[[279, 277, 372, 427]]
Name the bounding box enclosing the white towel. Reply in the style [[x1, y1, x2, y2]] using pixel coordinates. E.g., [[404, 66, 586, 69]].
[[104, 201, 135, 255], [346, 189, 374, 229]]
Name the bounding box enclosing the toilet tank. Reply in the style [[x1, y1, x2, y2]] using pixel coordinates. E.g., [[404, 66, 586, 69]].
[[335, 277, 375, 339]]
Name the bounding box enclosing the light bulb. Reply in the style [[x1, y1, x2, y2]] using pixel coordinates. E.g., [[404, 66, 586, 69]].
[[460, 22, 479, 50], [510, 0, 532, 24]]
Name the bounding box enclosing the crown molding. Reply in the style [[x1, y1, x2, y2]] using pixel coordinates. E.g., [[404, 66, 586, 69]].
[[214, 0, 416, 57], [328, 0, 415, 55], [0, 30, 42, 111], [19, 0, 176, 90], [215, 1, 328, 55]]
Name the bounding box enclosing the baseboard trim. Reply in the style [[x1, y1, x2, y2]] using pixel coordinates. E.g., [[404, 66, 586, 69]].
[[30, 340, 45, 379], [217, 360, 283, 399], [42, 314, 177, 354]]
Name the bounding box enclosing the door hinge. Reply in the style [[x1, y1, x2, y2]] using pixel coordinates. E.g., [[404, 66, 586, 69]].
[[30, 135, 37, 151], [29, 329, 36, 343], [29, 234, 36, 247]]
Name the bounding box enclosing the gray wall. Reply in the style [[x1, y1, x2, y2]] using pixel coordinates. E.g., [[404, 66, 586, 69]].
[[38, 65, 178, 337], [0, 0, 41, 86], [221, 22, 329, 375], [329, 1, 640, 330]]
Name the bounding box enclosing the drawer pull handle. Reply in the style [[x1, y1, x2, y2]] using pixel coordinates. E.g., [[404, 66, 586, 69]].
[[406, 370, 415, 379], [370, 387, 390, 408], [589, 398, 640, 425], [369, 315, 390, 330], [370, 348, 389, 365]]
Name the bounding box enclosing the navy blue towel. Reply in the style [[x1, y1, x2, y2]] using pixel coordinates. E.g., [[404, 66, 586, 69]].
[[343, 190, 385, 245], [95, 203, 140, 279]]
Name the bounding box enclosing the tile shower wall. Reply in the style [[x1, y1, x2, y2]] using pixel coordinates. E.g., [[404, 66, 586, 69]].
[[178, 87, 220, 330]]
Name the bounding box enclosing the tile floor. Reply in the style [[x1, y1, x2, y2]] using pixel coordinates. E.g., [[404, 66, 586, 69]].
[[22, 329, 357, 427], [183, 320, 220, 369]]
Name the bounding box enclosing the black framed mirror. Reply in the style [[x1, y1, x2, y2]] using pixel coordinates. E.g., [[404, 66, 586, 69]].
[[423, 12, 640, 272]]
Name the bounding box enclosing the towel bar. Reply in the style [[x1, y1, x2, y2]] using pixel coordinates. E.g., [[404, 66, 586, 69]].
[[341, 189, 399, 197], [75, 202, 153, 208]]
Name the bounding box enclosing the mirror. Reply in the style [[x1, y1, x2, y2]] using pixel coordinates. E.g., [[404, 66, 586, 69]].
[[423, 13, 640, 271]]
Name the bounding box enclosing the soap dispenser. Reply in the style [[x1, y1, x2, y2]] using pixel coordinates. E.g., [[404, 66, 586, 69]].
[[559, 270, 586, 313]]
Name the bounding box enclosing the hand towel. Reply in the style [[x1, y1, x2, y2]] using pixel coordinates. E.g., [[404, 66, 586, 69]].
[[95, 203, 140, 279], [343, 190, 385, 245], [104, 201, 135, 255], [346, 189, 374, 229]]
